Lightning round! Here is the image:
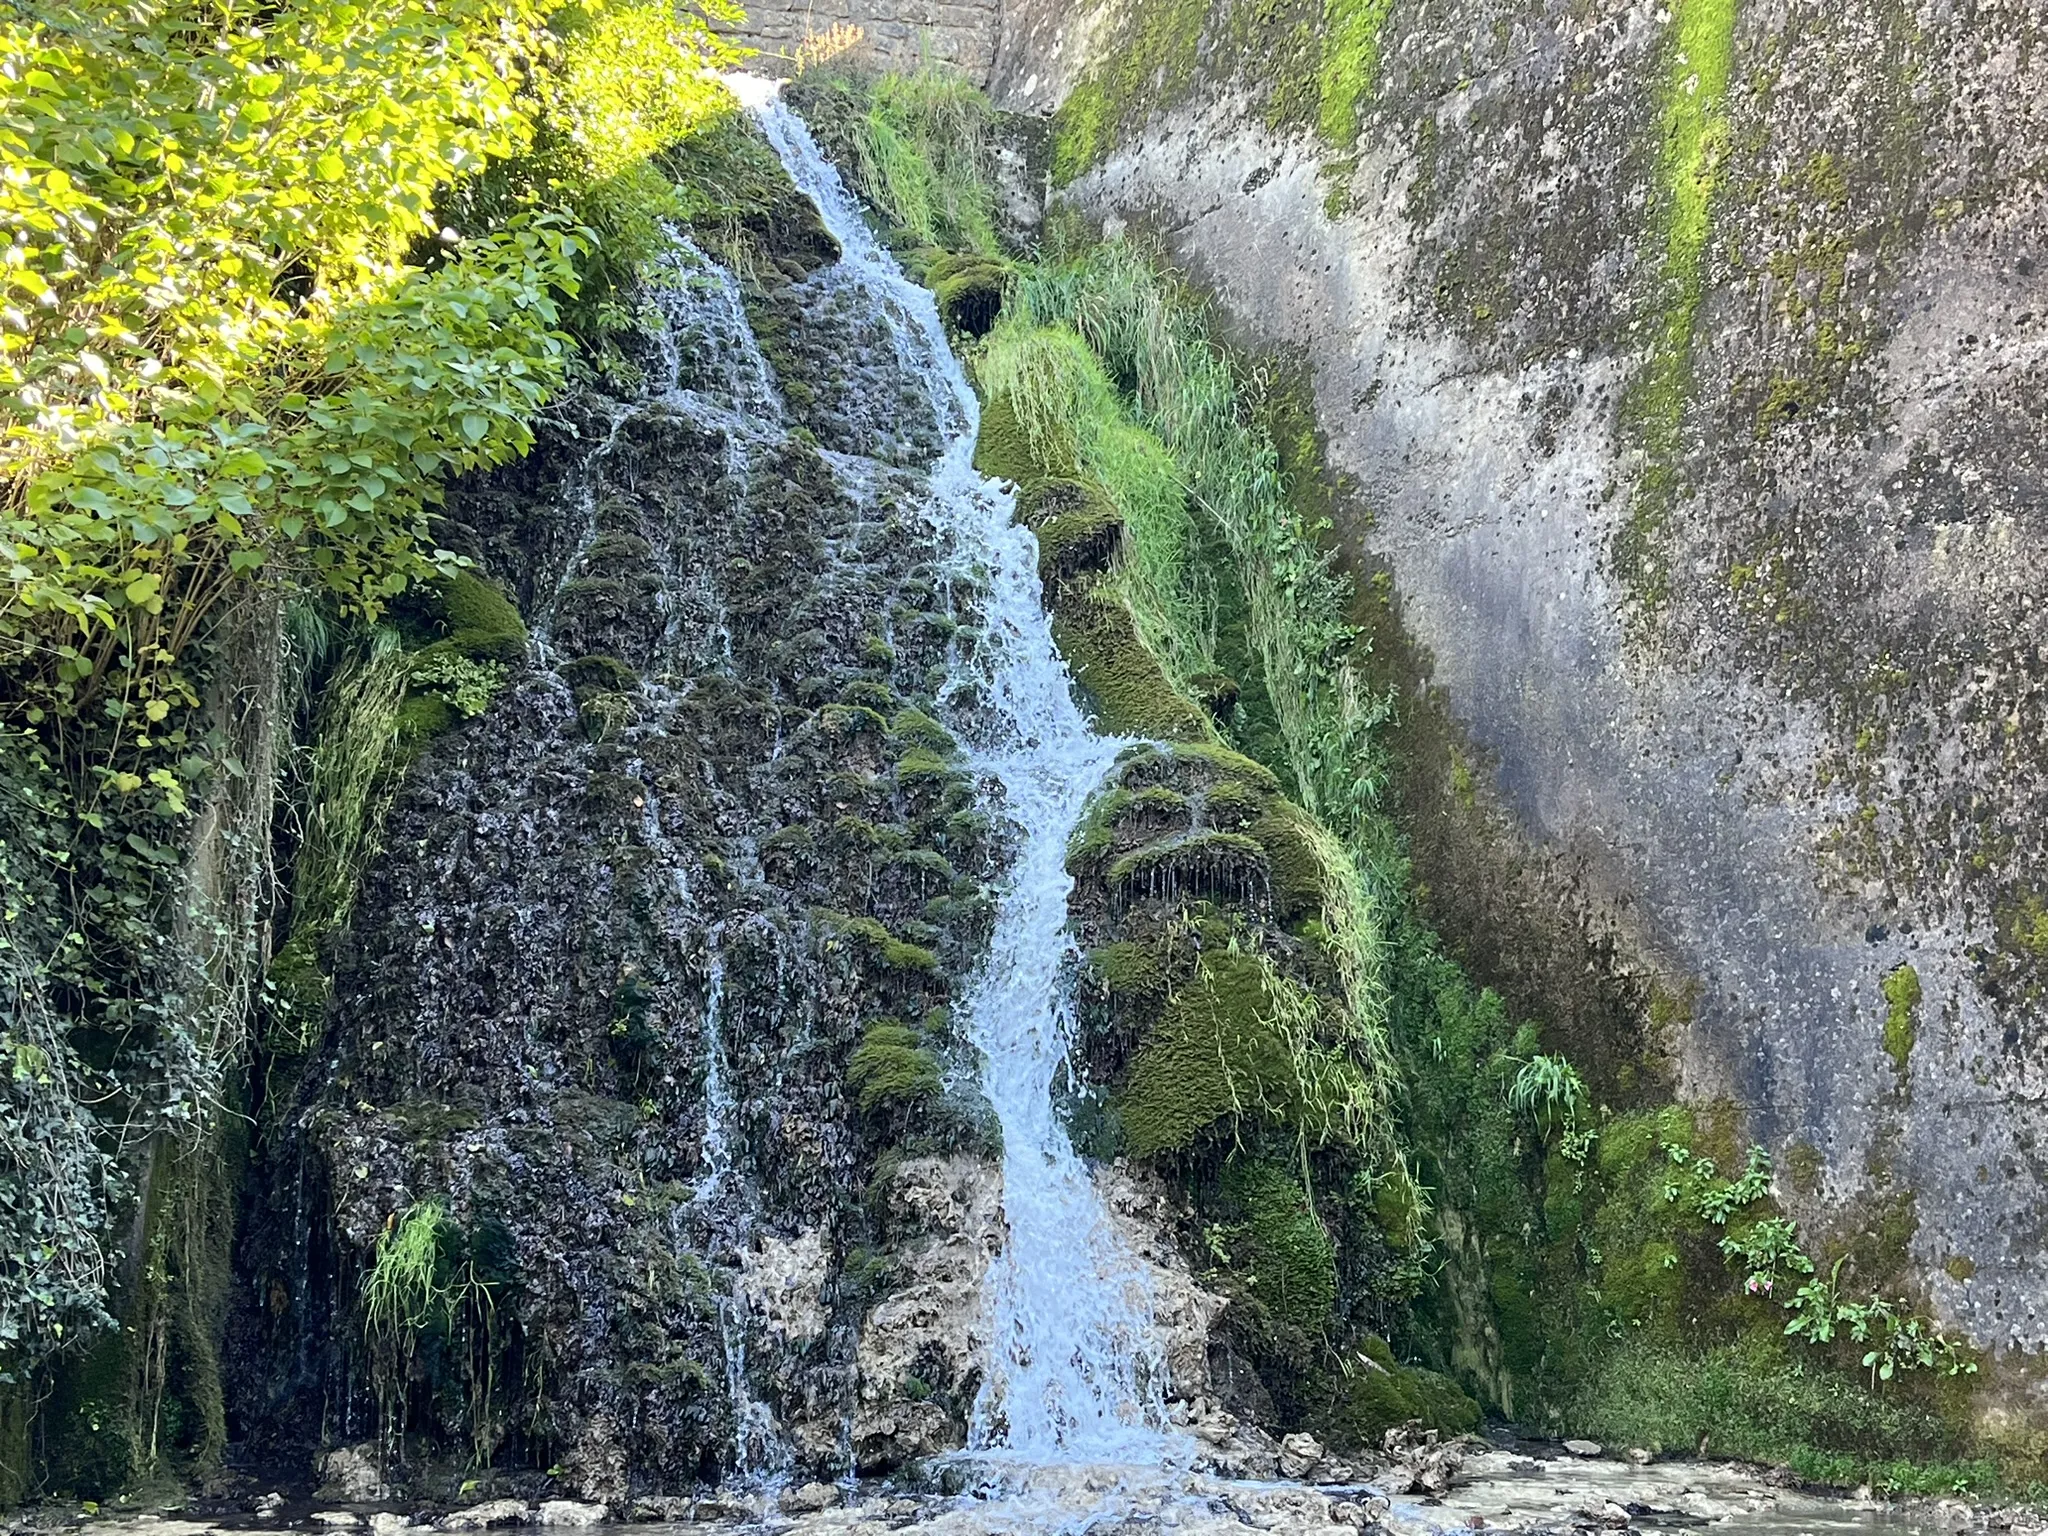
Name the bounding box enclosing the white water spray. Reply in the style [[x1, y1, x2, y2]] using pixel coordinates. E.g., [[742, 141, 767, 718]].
[[741, 78, 1189, 1465]]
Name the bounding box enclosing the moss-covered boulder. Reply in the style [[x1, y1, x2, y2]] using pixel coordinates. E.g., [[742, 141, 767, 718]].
[[927, 251, 1009, 337]]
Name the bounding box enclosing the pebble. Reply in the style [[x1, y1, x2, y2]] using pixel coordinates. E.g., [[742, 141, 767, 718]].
[[780, 1483, 844, 1515], [440, 1500, 530, 1530], [1562, 1440, 1603, 1458], [536, 1502, 607, 1527]]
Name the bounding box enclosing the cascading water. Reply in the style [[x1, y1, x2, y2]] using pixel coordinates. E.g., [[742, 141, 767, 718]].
[[740, 78, 1189, 1465]]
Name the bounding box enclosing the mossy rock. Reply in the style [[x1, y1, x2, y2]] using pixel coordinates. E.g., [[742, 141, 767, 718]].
[[578, 530, 655, 572], [1051, 583, 1210, 742], [1087, 940, 1171, 1016], [1027, 480, 1124, 589], [660, 108, 840, 280], [821, 703, 888, 737], [975, 389, 1072, 484], [1250, 802, 1327, 923], [559, 654, 639, 695], [841, 679, 897, 712], [817, 909, 940, 972], [895, 748, 959, 788], [1167, 741, 1284, 797], [1109, 830, 1269, 911], [1320, 1336, 1482, 1451], [1223, 1158, 1337, 1333], [887, 708, 959, 756], [849, 1020, 944, 1115], [1118, 948, 1342, 1157], [422, 570, 529, 664], [927, 251, 1009, 338], [395, 691, 458, 744]]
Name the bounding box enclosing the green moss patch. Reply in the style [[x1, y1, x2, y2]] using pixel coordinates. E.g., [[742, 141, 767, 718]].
[[1051, 585, 1212, 742], [1118, 947, 1370, 1158], [1222, 1158, 1338, 1332], [849, 1020, 944, 1115], [816, 909, 940, 972], [1881, 963, 1921, 1078]]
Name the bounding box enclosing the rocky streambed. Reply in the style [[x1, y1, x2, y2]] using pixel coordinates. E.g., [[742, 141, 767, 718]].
[[24, 1445, 2026, 1536]]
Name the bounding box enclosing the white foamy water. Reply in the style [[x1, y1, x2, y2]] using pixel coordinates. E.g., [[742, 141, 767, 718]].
[[741, 77, 1189, 1464]]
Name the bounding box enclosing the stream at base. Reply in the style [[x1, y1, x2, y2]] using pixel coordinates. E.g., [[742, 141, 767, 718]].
[[53, 1448, 1989, 1536]]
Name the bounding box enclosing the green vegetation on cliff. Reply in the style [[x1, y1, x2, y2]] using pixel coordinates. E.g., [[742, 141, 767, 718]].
[[831, 56, 2023, 1490], [0, 0, 831, 1498], [1615, 0, 1740, 609]]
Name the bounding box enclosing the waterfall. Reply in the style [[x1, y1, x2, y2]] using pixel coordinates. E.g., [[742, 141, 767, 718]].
[[740, 78, 1188, 1465]]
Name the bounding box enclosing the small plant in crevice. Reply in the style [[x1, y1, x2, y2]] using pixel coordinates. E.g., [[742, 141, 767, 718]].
[[363, 1202, 451, 1348], [361, 1201, 519, 1465]]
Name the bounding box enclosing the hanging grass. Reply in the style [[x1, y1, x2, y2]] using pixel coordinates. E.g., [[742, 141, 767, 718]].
[[977, 322, 1214, 693], [853, 63, 1001, 253], [1011, 243, 1392, 844], [362, 1201, 448, 1342]]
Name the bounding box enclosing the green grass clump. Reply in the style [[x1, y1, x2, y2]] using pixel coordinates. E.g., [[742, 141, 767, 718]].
[[979, 322, 1208, 685], [1010, 246, 1391, 842], [271, 632, 412, 1046], [828, 64, 1002, 254], [363, 1201, 449, 1342]]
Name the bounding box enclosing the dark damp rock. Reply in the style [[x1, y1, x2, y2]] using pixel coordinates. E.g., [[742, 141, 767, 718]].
[[658, 111, 841, 281], [227, 194, 1010, 1498], [1189, 670, 1241, 721], [1108, 830, 1270, 914]]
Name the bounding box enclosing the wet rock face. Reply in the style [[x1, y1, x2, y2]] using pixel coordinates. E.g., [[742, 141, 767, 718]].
[[989, 0, 2048, 1356], [231, 234, 1008, 1495]]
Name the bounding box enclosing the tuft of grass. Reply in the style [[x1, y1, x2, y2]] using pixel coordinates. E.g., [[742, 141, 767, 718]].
[[272, 630, 411, 1045], [977, 323, 1211, 684], [853, 64, 1001, 253], [363, 1201, 448, 1342], [1009, 243, 1392, 844]]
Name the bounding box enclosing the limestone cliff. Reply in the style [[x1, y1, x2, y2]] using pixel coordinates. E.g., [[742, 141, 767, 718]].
[[958, 0, 2048, 1397]]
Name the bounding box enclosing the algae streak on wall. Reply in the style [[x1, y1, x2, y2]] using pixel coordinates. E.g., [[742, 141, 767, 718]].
[[976, 0, 2048, 1474]]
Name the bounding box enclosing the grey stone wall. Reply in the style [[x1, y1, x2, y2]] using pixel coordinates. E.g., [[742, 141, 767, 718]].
[[988, 0, 2048, 1375], [728, 0, 1001, 81]]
